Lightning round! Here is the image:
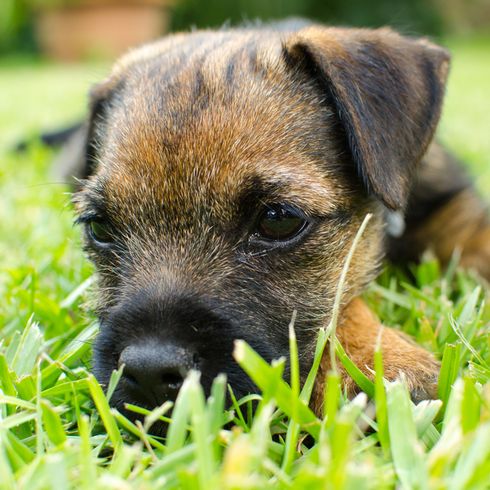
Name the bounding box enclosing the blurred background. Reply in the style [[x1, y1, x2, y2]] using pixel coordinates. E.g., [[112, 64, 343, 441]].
[[1, 0, 489, 61]]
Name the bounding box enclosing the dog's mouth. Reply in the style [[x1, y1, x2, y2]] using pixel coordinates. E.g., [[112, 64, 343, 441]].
[[93, 328, 256, 416], [101, 363, 253, 438], [91, 291, 303, 429]]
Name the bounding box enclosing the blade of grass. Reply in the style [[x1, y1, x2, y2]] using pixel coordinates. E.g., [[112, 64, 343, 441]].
[[165, 372, 194, 454], [41, 378, 88, 398], [41, 323, 98, 388], [150, 444, 197, 479], [329, 394, 367, 488], [461, 377, 480, 434], [334, 339, 375, 398], [328, 214, 372, 372], [207, 374, 227, 435], [369, 283, 412, 309], [0, 354, 17, 398], [188, 371, 216, 489], [281, 311, 300, 473], [10, 317, 43, 377], [109, 444, 141, 480], [413, 399, 442, 439], [40, 400, 67, 447], [374, 346, 389, 454], [36, 361, 45, 456], [0, 395, 36, 411], [449, 423, 490, 490], [387, 381, 428, 490], [78, 415, 97, 490], [300, 326, 328, 404], [438, 343, 461, 408], [449, 316, 487, 367], [4, 431, 35, 464], [324, 372, 341, 432], [144, 401, 173, 433], [227, 385, 250, 431], [106, 365, 124, 403], [0, 411, 37, 430], [234, 340, 320, 439], [112, 410, 166, 452], [87, 374, 122, 451], [0, 431, 15, 490], [60, 276, 95, 309], [0, 430, 26, 475]]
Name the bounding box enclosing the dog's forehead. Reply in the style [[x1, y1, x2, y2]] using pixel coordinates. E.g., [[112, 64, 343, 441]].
[[93, 30, 348, 221]]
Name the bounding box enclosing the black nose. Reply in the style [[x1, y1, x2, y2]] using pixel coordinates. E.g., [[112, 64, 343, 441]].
[[119, 343, 195, 406]]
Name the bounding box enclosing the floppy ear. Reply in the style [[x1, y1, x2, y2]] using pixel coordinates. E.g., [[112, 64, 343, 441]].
[[83, 81, 116, 180], [52, 80, 115, 186], [284, 26, 450, 210]]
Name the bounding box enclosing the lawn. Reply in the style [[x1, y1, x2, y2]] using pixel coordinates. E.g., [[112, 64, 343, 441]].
[[0, 34, 489, 489]]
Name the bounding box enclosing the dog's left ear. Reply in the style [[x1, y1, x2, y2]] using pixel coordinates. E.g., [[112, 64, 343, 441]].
[[284, 27, 450, 210], [51, 79, 117, 186]]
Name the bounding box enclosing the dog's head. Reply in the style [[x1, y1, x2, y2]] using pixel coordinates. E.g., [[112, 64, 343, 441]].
[[73, 24, 449, 415]]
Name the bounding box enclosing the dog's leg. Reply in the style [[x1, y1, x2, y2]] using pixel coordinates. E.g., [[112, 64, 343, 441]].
[[388, 142, 490, 281], [312, 144, 489, 413], [312, 298, 439, 413]]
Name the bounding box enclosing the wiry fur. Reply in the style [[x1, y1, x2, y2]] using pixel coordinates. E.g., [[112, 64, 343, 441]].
[[71, 22, 488, 421]]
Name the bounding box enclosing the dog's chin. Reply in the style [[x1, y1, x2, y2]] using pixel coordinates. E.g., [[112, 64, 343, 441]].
[[109, 387, 170, 437], [108, 383, 250, 439]]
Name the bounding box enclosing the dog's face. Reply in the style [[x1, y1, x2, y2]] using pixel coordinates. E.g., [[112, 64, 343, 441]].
[[73, 25, 449, 416]]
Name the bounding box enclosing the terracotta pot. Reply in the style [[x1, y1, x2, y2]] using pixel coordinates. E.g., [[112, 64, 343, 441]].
[[35, 1, 172, 61]]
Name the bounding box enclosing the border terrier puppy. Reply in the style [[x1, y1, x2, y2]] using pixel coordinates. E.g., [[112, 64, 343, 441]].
[[69, 22, 489, 417]]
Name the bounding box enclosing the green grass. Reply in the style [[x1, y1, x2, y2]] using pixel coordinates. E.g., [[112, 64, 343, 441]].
[[0, 36, 489, 489]]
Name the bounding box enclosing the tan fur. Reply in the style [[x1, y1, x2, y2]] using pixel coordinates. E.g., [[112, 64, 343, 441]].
[[312, 298, 439, 414], [70, 22, 488, 412]]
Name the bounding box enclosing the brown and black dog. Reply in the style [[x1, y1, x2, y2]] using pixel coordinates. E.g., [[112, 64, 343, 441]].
[[64, 21, 489, 418]]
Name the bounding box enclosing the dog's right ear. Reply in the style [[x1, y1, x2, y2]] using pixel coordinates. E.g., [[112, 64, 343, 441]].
[[284, 27, 450, 210], [82, 79, 120, 181]]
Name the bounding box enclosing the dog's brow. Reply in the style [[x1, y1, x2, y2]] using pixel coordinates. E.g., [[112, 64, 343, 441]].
[[74, 187, 109, 221], [237, 173, 338, 217]]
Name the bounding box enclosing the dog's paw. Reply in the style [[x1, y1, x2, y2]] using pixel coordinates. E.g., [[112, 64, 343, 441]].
[[397, 360, 440, 403], [312, 299, 441, 415], [378, 330, 440, 402]]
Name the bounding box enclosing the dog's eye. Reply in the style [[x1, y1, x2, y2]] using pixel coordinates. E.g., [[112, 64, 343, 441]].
[[256, 204, 307, 241], [88, 220, 113, 245]]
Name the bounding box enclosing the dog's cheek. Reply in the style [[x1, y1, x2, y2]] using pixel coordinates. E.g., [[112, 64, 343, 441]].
[[89, 258, 127, 314], [219, 276, 321, 377], [192, 325, 260, 397], [245, 209, 384, 368]]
